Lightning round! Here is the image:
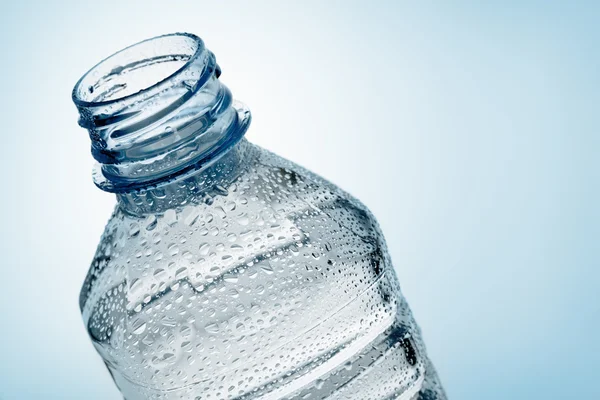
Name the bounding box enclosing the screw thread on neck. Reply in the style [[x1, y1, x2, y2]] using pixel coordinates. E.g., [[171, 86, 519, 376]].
[[72, 33, 251, 193]]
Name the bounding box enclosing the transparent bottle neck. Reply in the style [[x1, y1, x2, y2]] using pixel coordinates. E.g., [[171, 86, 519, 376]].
[[72, 33, 251, 194], [116, 138, 254, 216]]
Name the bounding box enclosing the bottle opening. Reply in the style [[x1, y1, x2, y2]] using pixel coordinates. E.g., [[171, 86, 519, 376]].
[[73, 33, 202, 106], [72, 32, 251, 193]]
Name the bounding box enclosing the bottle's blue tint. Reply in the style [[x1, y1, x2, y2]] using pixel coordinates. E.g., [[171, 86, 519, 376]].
[[73, 33, 446, 400]]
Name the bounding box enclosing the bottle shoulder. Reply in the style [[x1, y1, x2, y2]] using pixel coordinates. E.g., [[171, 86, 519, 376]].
[[81, 145, 389, 318], [252, 144, 386, 243]]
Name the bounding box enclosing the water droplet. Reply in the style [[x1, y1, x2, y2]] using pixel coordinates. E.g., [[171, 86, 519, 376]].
[[214, 206, 227, 219], [168, 243, 179, 256], [163, 209, 178, 226], [260, 262, 274, 274], [131, 319, 146, 335], [145, 215, 158, 231], [199, 243, 210, 256], [129, 224, 140, 237], [237, 213, 250, 226], [176, 267, 188, 279], [214, 185, 229, 196]]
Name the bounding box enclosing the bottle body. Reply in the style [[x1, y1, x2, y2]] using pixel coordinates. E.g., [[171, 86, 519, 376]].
[[72, 32, 445, 399], [81, 140, 445, 399]]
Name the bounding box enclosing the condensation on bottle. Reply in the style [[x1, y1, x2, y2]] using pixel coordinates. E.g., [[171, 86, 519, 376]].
[[72, 33, 446, 400]]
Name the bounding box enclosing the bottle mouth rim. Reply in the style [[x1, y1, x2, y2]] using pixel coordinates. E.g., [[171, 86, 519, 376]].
[[72, 32, 204, 108]]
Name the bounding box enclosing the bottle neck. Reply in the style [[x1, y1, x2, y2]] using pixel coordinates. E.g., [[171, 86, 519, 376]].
[[116, 138, 254, 215], [72, 33, 251, 194]]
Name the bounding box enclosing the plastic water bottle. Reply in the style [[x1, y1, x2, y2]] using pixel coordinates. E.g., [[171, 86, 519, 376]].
[[72, 33, 446, 400]]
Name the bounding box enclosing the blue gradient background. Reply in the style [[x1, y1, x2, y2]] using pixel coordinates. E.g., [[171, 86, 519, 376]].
[[0, 1, 598, 399]]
